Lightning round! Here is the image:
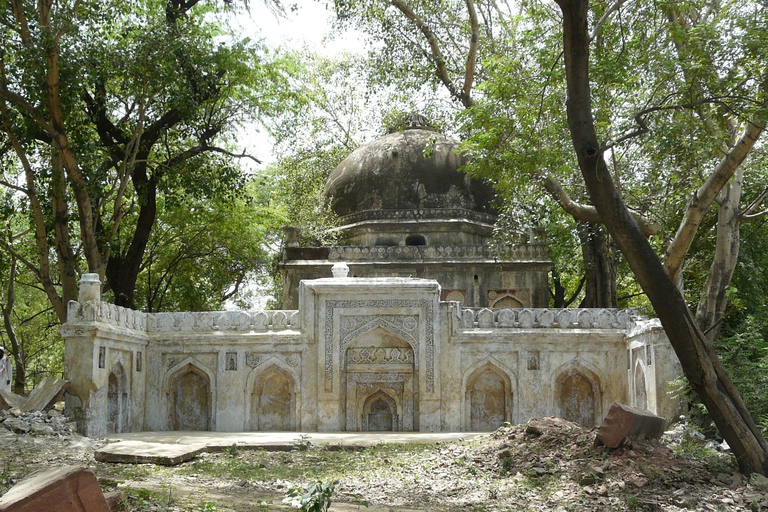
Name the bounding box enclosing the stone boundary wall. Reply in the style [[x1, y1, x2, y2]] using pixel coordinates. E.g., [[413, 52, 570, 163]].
[[66, 301, 300, 334], [457, 307, 636, 330], [67, 301, 635, 334], [328, 244, 549, 262]]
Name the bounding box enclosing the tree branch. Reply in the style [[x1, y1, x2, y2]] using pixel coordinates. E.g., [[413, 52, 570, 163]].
[[542, 173, 660, 236], [664, 110, 766, 282], [589, 0, 632, 41], [391, 0, 471, 107]]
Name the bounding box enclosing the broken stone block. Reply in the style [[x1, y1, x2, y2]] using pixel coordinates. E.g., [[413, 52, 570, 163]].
[[94, 440, 206, 466], [0, 389, 27, 411], [594, 402, 666, 448], [103, 490, 124, 512], [0, 465, 110, 512], [21, 376, 69, 413]]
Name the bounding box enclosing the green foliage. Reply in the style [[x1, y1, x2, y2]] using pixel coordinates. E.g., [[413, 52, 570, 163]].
[[283, 480, 339, 512], [716, 318, 768, 435], [129, 176, 282, 312]]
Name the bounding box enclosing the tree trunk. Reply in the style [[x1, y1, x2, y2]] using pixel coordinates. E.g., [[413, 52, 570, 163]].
[[578, 221, 617, 308], [555, 0, 768, 475], [1, 258, 26, 394], [695, 169, 743, 342], [105, 168, 158, 309]]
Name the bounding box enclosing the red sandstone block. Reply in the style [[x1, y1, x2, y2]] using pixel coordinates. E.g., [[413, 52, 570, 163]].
[[0, 465, 110, 512], [595, 402, 666, 448]]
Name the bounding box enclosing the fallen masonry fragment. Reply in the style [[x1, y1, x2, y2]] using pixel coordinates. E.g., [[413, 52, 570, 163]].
[[0, 377, 69, 414], [594, 402, 666, 448], [0, 465, 110, 512]]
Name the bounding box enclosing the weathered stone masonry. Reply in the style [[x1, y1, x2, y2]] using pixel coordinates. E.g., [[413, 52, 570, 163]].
[[62, 273, 681, 437]]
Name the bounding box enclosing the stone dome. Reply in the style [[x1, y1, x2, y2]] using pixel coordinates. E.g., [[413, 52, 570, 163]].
[[325, 116, 496, 218]]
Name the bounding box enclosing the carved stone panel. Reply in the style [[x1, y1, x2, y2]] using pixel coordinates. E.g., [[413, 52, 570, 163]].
[[324, 299, 434, 393]]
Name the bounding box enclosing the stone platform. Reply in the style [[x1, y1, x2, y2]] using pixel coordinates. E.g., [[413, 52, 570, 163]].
[[97, 431, 483, 465]]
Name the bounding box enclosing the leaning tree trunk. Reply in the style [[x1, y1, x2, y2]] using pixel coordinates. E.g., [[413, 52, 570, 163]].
[[554, 0, 768, 475]]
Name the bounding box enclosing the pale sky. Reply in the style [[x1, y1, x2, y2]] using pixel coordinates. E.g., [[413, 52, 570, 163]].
[[232, 1, 364, 167]]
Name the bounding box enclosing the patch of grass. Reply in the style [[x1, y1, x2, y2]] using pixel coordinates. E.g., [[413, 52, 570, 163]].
[[120, 487, 175, 511]]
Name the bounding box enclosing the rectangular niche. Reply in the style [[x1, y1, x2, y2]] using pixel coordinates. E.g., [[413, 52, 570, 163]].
[[226, 352, 238, 371]]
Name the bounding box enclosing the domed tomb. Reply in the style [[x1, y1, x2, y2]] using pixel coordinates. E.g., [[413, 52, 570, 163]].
[[278, 114, 552, 310], [325, 115, 496, 218]]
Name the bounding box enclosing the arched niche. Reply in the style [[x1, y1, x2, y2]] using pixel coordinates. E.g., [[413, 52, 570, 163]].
[[165, 360, 214, 431], [490, 295, 523, 309], [344, 325, 416, 432], [248, 363, 296, 431], [634, 360, 649, 411], [555, 365, 602, 428], [107, 362, 128, 434], [463, 361, 514, 431], [405, 234, 426, 246], [362, 390, 399, 431]]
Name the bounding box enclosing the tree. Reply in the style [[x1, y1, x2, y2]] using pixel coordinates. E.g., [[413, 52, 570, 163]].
[[134, 176, 282, 312], [332, 0, 664, 307], [0, 197, 64, 392], [0, 0, 284, 320], [554, 0, 768, 475]]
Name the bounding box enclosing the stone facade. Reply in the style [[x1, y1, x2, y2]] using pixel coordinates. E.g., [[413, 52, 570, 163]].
[[62, 273, 682, 437]]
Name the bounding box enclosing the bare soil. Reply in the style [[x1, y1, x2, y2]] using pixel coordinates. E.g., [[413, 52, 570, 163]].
[[2, 418, 768, 511]]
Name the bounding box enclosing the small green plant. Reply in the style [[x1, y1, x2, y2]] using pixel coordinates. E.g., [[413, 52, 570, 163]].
[[283, 480, 339, 512], [198, 501, 218, 512], [226, 443, 239, 457], [292, 434, 314, 451]]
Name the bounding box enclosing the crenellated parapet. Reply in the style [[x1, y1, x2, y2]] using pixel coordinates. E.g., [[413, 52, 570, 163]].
[[146, 310, 300, 333], [66, 302, 300, 334], [328, 244, 550, 262], [456, 307, 636, 330], [66, 300, 147, 332], [63, 274, 300, 335]]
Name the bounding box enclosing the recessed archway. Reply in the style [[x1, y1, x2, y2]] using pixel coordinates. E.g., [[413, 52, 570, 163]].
[[107, 362, 128, 434], [362, 390, 398, 431], [169, 363, 211, 431], [250, 365, 295, 431], [555, 367, 601, 428], [634, 360, 649, 411], [464, 362, 513, 431]]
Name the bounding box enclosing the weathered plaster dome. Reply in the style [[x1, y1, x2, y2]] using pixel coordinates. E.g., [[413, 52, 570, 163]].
[[325, 116, 496, 218]]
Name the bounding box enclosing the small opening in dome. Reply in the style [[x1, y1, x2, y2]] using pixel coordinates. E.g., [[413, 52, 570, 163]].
[[406, 234, 426, 246]]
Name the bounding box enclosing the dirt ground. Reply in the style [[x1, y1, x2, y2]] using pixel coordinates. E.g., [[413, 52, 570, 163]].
[[2, 418, 768, 511]]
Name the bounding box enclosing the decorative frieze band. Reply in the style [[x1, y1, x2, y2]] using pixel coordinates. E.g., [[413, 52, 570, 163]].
[[347, 347, 414, 365], [327, 244, 549, 262]]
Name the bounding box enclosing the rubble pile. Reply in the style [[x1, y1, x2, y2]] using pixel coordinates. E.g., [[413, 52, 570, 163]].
[[0, 407, 76, 436]]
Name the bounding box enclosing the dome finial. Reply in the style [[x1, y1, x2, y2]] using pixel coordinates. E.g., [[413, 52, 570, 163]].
[[387, 113, 437, 134]]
